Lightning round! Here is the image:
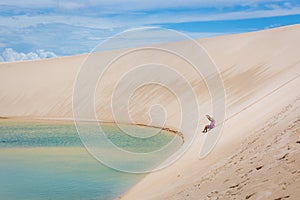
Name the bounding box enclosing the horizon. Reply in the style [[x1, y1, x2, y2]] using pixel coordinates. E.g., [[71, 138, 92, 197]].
[[1, 0, 300, 62]]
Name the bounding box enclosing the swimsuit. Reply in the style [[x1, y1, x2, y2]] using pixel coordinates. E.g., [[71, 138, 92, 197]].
[[208, 119, 215, 129]]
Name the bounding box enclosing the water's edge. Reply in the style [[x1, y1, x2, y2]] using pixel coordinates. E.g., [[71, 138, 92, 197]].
[[0, 117, 184, 200], [0, 117, 184, 143]]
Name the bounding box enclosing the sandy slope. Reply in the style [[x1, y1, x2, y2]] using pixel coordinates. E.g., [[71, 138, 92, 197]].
[[1, 25, 300, 199], [119, 25, 300, 200]]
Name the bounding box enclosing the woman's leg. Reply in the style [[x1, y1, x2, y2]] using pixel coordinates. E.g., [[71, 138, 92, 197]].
[[202, 125, 208, 133]]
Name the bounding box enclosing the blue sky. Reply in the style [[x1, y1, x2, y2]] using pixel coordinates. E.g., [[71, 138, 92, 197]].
[[0, 0, 300, 62]]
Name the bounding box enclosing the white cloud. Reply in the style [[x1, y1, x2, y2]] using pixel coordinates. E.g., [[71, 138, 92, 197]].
[[0, 48, 57, 62], [0, 6, 299, 30], [36, 49, 57, 59], [58, 2, 86, 10], [264, 23, 281, 29], [0, 0, 298, 59], [283, 2, 293, 9], [182, 31, 232, 39], [265, 3, 282, 10], [0, 0, 283, 11], [0, 15, 119, 29]]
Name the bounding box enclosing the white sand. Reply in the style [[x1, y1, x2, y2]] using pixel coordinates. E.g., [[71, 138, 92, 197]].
[[0, 24, 300, 199]]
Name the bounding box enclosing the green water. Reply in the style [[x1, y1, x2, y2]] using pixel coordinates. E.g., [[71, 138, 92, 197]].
[[0, 120, 181, 200]]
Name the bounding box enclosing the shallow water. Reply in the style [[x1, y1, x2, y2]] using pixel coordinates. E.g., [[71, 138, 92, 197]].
[[0, 121, 181, 200]]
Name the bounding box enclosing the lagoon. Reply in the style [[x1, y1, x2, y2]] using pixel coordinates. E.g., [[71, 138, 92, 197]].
[[0, 120, 181, 200]]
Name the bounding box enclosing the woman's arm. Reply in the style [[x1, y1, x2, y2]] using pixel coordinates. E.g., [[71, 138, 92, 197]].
[[206, 115, 212, 121]]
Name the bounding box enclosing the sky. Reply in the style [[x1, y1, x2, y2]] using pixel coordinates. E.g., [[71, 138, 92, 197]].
[[0, 0, 300, 62]]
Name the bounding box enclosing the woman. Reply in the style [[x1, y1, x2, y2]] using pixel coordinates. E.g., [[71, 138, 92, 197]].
[[202, 115, 215, 133]]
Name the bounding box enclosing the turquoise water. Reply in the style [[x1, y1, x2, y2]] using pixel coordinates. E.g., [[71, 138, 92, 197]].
[[0, 120, 181, 200]]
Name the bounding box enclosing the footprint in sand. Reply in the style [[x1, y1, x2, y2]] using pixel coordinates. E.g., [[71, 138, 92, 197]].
[[256, 165, 263, 170], [245, 192, 255, 199]]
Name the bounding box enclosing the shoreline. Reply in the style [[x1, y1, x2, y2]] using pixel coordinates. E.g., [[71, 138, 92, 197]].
[[0, 117, 185, 143], [0, 116, 185, 200]]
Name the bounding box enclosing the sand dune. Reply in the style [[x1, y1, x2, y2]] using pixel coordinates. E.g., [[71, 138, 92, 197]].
[[120, 25, 300, 199], [1, 24, 300, 199]]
